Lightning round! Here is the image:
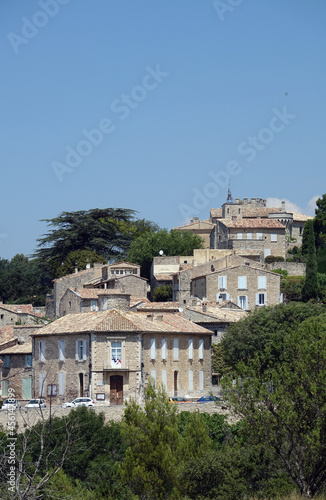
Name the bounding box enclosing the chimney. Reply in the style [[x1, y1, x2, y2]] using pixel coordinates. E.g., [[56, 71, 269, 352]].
[[74, 263, 78, 273], [281, 200, 286, 211], [202, 303, 207, 313]]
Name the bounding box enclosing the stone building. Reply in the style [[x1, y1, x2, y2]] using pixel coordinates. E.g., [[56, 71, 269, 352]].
[[0, 341, 33, 400], [191, 263, 281, 311], [0, 303, 43, 327], [213, 218, 286, 259], [173, 218, 215, 249], [59, 288, 131, 316], [31, 309, 212, 405], [51, 264, 104, 318]]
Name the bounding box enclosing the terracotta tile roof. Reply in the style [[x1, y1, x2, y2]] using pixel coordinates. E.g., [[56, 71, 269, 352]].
[[130, 297, 150, 308], [154, 274, 174, 281], [0, 326, 15, 343], [53, 268, 95, 282], [219, 218, 285, 229], [291, 212, 314, 222], [173, 220, 214, 231], [107, 261, 140, 268], [31, 309, 211, 336], [210, 208, 223, 218], [137, 302, 179, 312], [186, 305, 247, 322], [0, 304, 35, 315], [73, 288, 129, 299], [0, 342, 32, 354]]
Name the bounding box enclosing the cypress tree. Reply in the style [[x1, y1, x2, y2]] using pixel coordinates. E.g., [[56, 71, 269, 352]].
[[302, 220, 318, 300]]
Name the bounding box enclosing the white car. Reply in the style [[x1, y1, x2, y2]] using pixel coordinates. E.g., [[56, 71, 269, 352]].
[[62, 397, 95, 408], [2, 399, 21, 410], [25, 399, 46, 409]]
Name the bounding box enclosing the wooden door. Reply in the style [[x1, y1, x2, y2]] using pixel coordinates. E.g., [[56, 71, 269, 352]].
[[110, 375, 123, 405]]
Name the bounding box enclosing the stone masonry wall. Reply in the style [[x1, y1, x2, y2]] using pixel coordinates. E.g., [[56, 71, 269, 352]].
[[142, 332, 211, 399]]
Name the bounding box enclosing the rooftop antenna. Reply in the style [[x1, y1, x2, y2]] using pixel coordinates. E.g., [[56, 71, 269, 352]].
[[226, 182, 233, 203]]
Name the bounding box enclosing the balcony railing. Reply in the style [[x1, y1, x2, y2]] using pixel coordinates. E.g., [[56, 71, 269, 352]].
[[103, 360, 130, 371]]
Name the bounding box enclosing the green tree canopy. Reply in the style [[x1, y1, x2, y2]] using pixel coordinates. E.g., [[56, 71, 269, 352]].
[[127, 229, 204, 279], [223, 313, 326, 498], [314, 194, 326, 249], [222, 302, 325, 371], [34, 208, 159, 278]]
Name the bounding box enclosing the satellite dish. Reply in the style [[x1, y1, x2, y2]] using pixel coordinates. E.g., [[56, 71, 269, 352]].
[[159, 250, 164, 256]]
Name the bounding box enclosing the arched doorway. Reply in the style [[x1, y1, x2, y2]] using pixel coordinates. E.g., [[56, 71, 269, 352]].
[[110, 375, 123, 405]]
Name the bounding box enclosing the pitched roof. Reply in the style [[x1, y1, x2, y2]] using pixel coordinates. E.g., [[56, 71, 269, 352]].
[[71, 288, 129, 299], [0, 304, 35, 315], [154, 274, 174, 281], [0, 342, 32, 354], [219, 218, 285, 229], [186, 305, 247, 323], [210, 208, 223, 218], [31, 309, 212, 336], [0, 326, 15, 343], [53, 267, 95, 282], [136, 302, 179, 312]]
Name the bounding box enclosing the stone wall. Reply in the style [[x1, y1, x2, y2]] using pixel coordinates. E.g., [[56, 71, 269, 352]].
[[1, 354, 32, 400], [142, 332, 211, 399], [268, 262, 306, 276]]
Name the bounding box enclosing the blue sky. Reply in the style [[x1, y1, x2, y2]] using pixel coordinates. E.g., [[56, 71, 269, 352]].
[[1, 0, 325, 259]]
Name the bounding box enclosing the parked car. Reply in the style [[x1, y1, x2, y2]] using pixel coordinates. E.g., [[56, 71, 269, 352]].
[[197, 396, 221, 403], [1, 399, 21, 410], [25, 399, 46, 409], [61, 397, 95, 408], [169, 397, 191, 403]]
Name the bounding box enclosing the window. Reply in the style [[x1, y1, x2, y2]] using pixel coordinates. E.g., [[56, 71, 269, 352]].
[[39, 341, 45, 362], [258, 276, 267, 289], [256, 293, 266, 306], [162, 370, 167, 390], [58, 340, 65, 361], [150, 370, 156, 384], [199, 370, 204, 390], [75, 340, 87, 361], [0, 314, 3, 319], [150, 338, 156, 360], [90, 300, 98, 311], [59, 373, 65, 396], [25, 354, 32, 367], [188, 370, 193, 392], [247, 233, 252, 239], [218, 276, 227, 290], [4, 355, 10, 369], [271, 233, 277, 242], [237, 232, 243, 239], [238, 295, 248, 310], [2, 380, 8, 397], [111, 341, 122, 367], [257, 232, 263, 240], [173, 338, 179, 360], [188, 338, 193, 360], [47, 384, 57, 396], [238, 276, 247, 289], [39, 372, 46, 397], [199, 338, 204, 360], [161, 338, 166, 360]]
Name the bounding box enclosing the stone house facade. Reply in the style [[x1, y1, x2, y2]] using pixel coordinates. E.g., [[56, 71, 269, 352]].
[[214, 218, 286, 259], [31, 310, 212, 404], [0, 303, 42, 327], [191, 263, 281, 311], [59, 288, 131, 316], [52, 263, 104, 318], [0, 341, 33, 400]]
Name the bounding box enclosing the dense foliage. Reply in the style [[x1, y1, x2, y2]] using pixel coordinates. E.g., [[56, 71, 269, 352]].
[[127, 228, 204, 279], [34, 208, 159, 278]]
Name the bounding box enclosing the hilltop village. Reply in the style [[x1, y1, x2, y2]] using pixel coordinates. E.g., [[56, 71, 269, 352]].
[[0, 195, 312, 405]]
